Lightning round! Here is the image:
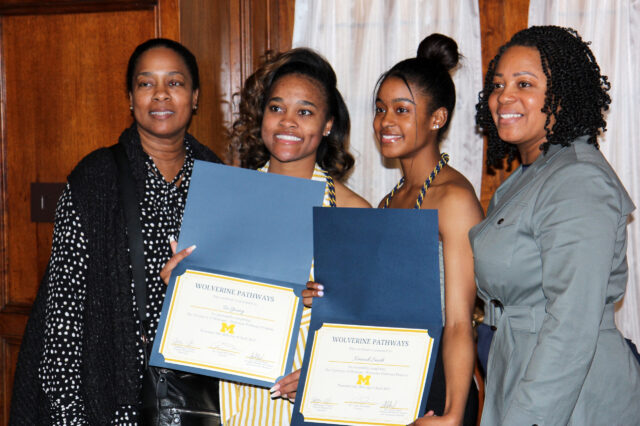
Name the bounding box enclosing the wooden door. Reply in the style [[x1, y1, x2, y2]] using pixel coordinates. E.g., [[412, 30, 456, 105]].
[[0, 0, 175, 421]]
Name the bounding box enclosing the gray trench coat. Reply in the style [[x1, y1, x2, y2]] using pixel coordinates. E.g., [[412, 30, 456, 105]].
[[470, 136, 640, 425]]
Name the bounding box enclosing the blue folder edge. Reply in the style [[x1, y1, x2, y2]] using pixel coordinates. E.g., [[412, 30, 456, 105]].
[[149, 261, 305, 388], [291, 207, 443, 425]]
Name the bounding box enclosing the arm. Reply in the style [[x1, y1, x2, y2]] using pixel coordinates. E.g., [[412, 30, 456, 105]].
[[502, 163, 621, 424], [415, 187, 483, 426], [39, 185, 90, 425]]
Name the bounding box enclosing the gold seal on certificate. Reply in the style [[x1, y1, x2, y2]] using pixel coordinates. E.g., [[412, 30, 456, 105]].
[[157, 269, 300, 383], [300, 323, 434, 425]]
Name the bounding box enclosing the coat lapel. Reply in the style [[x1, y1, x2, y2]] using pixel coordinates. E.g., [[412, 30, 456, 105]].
[[471, 141, 575, 241], [487, 143, 566, 219]]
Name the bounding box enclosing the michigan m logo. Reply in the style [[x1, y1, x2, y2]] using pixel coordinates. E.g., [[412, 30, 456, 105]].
[[221, 323, 235, 334], [357, 374, 371, 386]]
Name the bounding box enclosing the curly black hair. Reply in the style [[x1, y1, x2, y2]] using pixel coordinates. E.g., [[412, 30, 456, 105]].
[[229, 48, 354, 179], [476, 26, 611, 170]]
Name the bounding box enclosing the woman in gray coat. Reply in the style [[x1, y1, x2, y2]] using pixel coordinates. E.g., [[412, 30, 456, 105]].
[[471, 26, 640, 425]]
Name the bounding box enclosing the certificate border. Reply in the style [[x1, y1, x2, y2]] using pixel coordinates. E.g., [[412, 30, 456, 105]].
[[150, 264, 305, 387], [299, 323, 433, 425]]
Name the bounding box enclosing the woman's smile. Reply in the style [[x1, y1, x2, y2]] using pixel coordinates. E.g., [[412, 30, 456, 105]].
[[274, 133, 303, 144], [379, 132, 403, 143], [149, 109, 175, 118]]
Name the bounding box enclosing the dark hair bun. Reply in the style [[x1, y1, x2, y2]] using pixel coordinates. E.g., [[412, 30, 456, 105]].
[[417, 33, 460, 71]]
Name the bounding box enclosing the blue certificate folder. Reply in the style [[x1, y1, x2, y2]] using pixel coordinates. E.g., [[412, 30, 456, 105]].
[[149, 161, 325, 387], [291, 207, 442, 425]]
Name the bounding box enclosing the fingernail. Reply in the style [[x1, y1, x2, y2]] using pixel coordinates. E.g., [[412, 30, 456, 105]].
[[168, 235, 176, 242], [288, 397, 295, 403], [269, 384, 280, 393], [317, 291, 324, 297], [187, 244, 196, 253], [317, 284, 324, 290], [270, 391, 281, 398]]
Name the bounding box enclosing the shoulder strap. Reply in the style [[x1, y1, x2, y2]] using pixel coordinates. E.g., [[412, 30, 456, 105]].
[[111, 144, 148, 326], [325, 174, 337, 208]]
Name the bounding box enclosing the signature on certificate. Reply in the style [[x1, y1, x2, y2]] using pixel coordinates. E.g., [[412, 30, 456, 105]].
[[381, 400, 398, 409], [222, 304, 246, 315]]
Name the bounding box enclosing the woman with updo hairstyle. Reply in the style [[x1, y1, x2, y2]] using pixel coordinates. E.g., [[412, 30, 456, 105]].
[[222, 48, 369, 426], [372, 33, 483, 425], [472, 26, 640, 425], [10, 39, 221, 424]]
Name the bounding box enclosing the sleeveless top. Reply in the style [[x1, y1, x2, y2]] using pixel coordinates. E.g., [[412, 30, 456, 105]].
[[219, 164, 334, 425]]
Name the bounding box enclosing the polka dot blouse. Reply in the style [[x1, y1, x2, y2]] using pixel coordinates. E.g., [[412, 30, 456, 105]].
[[40, 144, 195, 425]]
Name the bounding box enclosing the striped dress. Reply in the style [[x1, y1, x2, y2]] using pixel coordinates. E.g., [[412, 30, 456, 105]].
[[219, 164, 334, 425]]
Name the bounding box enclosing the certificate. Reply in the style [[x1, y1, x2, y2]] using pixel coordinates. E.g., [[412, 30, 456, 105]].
[[300, 324, 434, 426], [149, 161, 325, 387], [291, 208, 442, 425], [156, 269, 300, 383]]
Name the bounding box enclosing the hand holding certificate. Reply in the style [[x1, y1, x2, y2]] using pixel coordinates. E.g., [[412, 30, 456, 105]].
[[292, 208, 442, 426], [150, 161, 325, 387]]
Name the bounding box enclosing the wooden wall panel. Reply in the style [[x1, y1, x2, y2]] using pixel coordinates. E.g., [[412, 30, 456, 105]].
[[179, 0, 295, 161], [0, 0, 156, 15], [179, 0, 232, 160], [157, 0, 180, 40], [0, 313, 25, 421], [478, 0, 530, 211], [272, 0, 295, 53]]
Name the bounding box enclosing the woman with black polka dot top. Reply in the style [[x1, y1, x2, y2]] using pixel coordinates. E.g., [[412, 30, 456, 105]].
[[10, 39, 221, 425]]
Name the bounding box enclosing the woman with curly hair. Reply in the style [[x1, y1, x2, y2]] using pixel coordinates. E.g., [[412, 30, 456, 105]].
[[471, 25, 640, 425], [222, 48, 369, 425]]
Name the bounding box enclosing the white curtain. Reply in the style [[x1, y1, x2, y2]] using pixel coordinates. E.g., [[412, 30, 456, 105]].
[[529, 0, 640, 346], [292, 0, 483, 206]]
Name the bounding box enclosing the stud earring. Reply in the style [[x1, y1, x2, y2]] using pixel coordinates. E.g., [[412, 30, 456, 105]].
[[433, 124, 439, 129], [129, 105, 133, 111], [325, 130, 331, 136]]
